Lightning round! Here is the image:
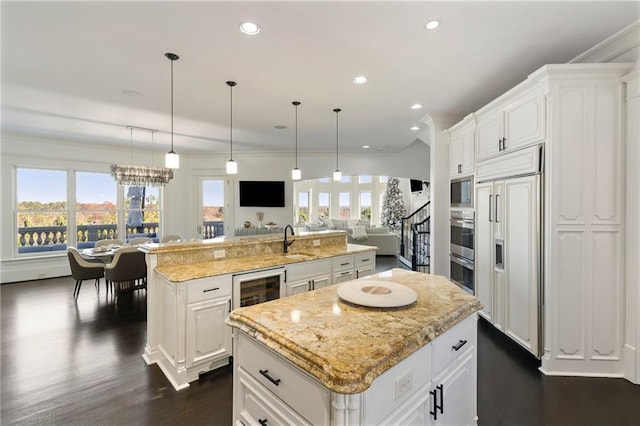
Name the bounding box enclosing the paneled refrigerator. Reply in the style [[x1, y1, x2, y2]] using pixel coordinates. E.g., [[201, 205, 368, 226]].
[[475, 146, 543, 357]]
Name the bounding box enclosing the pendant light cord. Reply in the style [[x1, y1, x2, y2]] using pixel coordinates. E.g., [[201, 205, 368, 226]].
[[170, 59, 174, 152], [293, 101, 300, 168], [130, 127, 134, 164], [230, 84, 233, 160], [334, 108, 341, 170]]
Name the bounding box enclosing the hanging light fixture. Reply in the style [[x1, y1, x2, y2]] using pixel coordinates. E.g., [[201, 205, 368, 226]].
[[333, 108, 342, 181], [110, 126, 174, 187], [291, 101, 302, 181], [226, 81, 238, 174], [164, 52, 180, 169]]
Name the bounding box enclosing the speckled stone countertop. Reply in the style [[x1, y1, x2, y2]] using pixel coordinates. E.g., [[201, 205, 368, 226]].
[[154, 243, 376, 282], [226, 268, 482, 394]]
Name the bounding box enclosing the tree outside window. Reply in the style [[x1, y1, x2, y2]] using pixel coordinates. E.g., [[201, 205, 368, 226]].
[[360, 191, 372, 220], [298, 191, 309, 222], [318, 192, 330, 218], [339, 192, 350, 219]]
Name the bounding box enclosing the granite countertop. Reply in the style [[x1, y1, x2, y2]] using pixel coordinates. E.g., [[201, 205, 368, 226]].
[[154, 243, 376, 282], [226, 268, 482, 394]]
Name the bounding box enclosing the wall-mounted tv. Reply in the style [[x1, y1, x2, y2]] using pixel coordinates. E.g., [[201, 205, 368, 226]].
[[239, 180, 285, 207], [410, 179, 424, 193]]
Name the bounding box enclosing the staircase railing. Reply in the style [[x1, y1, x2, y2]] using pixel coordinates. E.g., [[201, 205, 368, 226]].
[[399, 201, 431, 273]]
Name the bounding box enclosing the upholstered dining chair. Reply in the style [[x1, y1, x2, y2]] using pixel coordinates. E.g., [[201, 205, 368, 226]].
[[129, 237, 153, 246], [95, 239, 124, 248], [67, 247, 105, 299], [161, 234, 182, 243], [104, 247, 147, 300]]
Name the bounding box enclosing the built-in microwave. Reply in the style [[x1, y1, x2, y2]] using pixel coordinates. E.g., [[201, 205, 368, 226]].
[[451, 176, 474, 208]]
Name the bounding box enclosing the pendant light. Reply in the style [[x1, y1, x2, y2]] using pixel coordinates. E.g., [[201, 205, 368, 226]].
[[226, 81, 238, 174], [164, 53, 180, 169], [291, 101, 302, 181], [333, 108, 342, 181]]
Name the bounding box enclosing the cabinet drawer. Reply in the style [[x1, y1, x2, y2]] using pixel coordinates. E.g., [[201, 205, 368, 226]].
[[286, 259, 331, 282], [237, 367, 312, 426], [186, 276, 232, 304], [432, 315, 476, 377], [363, 343, 431, 425], [332, 255, 354, 271], [354, 252, 374, 267], [237, 333, 330, 426]]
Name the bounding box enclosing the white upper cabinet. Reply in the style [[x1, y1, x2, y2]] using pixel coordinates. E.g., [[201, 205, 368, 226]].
[[476, 86, 546, 162], [448, 118, 475, 178]]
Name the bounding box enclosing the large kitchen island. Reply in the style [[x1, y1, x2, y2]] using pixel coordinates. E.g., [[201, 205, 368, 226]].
[[226, 268, 482, 425]]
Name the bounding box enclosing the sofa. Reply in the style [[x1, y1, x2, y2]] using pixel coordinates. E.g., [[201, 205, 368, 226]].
[[305, 218, 399, 256]]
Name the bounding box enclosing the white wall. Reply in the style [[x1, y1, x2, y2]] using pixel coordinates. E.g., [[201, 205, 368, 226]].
[[0, 133, 428, 282]]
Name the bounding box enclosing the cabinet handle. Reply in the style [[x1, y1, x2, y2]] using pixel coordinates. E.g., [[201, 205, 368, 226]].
[[452, 339, 468, 351], [340, 262, 350, 266], [495, 194, 500, 223], [502, 137, 507, 150], [429, 384, 444, 419], [498, 138, 502, 151], [340, 271, 351, 276], [259, 369, 281, 386], [228, 299, 232, 312], [438, 384, 444, 415], [361, 258, 370, 262], [310, 280, 315, 291], [458, 163, 462, 174], [203, 287, 220, 293], [488, 195, 493, 222], [258, 419, 268, 426]]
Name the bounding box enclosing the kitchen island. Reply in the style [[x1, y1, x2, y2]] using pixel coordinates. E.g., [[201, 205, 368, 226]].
[[226, 268, 482, 425]]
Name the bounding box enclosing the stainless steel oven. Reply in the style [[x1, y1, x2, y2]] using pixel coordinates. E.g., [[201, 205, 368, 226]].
[[450, 210, 474, 260], [232, 266, 286, 309], [450, 176, 474, 208], [450, 254, 475, 295]]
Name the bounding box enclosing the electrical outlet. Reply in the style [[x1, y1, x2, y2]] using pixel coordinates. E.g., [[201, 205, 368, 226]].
[[395, 371, 412, 400], [214, 249, 225, 259], [313, 239, 321, 246]]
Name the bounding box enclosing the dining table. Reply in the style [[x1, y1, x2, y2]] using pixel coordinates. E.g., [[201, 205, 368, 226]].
[[80, 246, 121, 263]]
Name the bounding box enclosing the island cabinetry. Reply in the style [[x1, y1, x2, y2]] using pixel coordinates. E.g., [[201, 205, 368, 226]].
[[156, 274, 233, 390], [476, 86, 545, 162], [332, 255, 355, 284], [354, 252, 375, 278], [285, 258, 332, 296]]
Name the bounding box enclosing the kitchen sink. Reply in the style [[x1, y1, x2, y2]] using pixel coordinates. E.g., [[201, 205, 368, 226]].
[[282, 253, 314, 260]]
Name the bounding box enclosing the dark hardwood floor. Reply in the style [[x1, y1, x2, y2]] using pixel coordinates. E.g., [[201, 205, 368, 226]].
[[2, 256, 639, 425]]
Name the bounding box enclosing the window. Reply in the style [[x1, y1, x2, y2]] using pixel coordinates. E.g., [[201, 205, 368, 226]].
[[358, 175, 372, 184], [17, 168, 67, 253], [318, 192, 330, 218], [125, 185, 160, 240], [76, 172, 117, 245], [360, 191, 372, 220], [318, 177, 330, 183], [297, 191, 309, 222], [340, 176, 350, 183], [379, 176, 389, 183], [339, 192, 350, 219], [201, 179, 225, 238]]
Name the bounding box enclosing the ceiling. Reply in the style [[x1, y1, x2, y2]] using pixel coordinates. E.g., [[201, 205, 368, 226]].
[[2, 1, 639, 155]]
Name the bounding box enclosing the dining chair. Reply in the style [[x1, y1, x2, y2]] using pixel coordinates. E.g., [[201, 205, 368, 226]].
[[161, 234, 182, 243], [95, 239, 124, 248], [129, 237, 153, 246], [67, 247, 105, 299], [104, 247, 147, 301]]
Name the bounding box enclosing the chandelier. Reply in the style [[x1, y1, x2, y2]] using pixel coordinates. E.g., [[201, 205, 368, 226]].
[[110, 126, 174, 187]]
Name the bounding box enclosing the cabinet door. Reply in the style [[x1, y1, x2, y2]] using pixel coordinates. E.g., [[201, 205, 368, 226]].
[[356, 265, 375, 279], [502, 176, 540, 355], [460, 130, 475, 175], [287, 279, 310, 296], [186, 297, 232, 368], [503, 89, 545, 153], [431, 353, 476, 426], [476, 111, 503, 162], [333, 270, 355, 284], [449, 133, 464, 178], [475, 182, 494, 322], [310, 275, 331, 290]]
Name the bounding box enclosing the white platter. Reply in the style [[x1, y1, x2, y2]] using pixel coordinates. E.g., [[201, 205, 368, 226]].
[[337, 279, 417, 308]]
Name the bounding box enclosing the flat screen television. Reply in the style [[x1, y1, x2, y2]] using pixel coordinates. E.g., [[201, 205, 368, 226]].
[[239, 181, 285, 207], [410, 179, 424, 193]]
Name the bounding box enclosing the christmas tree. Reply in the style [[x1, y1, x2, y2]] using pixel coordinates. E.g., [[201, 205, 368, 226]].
[[381, 177, 406, 232]]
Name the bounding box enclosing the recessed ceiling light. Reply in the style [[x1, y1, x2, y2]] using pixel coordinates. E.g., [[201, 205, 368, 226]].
[[274, 125, 287, 130], [411, 126, 420, 131], [122, 90, 142, 97], [353, 75, 368, 84], [425, 20, 440, 30], [362, 145, 370, 149], [240, 22, 261, 35], [410, 104, 423, 110]]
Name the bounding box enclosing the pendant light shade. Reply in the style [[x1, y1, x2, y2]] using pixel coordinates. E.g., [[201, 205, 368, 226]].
[[164, 53, 180, 169], [333, 108, 342, 181], [226, 81, 238, 175], [291, 101, 302, 181]]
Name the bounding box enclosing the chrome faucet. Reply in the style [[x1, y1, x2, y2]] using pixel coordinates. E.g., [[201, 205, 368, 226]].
[[283, 224, 295, 253]]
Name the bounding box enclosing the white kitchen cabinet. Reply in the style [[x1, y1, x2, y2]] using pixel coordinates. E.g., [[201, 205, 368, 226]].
[[286, 258, 332, 296], [476, 87, 545, 162], [355, 252, 375, 278], [448, 119, 475, 177], [333, 269, 355, 284], [475, 167, 540, 356], [430, 353, 476, 425], [186, 296, 232, 368]]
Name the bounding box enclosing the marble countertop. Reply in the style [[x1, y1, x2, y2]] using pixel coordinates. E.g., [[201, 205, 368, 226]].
[[226, 268, 482, 394], [154, 243, 376, 282]]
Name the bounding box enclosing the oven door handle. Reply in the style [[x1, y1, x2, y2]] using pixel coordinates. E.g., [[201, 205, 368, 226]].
[[449, 219, 475, 229], [450, 255, 474, 270]]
